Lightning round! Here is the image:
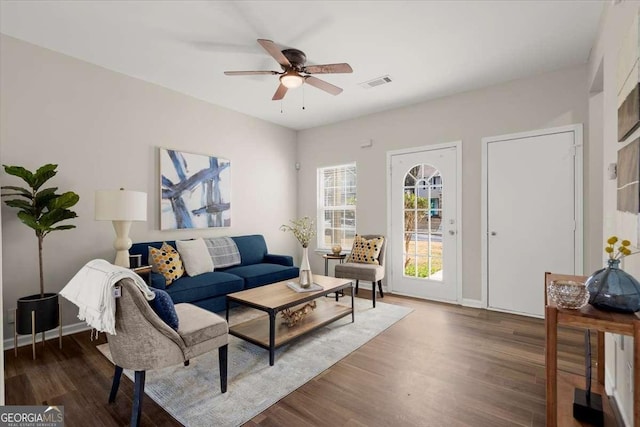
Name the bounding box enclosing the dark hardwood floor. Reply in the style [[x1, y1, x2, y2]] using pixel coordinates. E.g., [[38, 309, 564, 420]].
[[5, 291, 600, 426]]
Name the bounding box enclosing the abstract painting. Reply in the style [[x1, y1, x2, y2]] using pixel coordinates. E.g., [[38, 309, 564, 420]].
[[160, 148, 231, 230]]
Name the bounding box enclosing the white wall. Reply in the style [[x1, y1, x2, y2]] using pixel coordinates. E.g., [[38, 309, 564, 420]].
[[588, 2, 640, 425], [297, 65, 591, 301], [0, 35, 299, 340]]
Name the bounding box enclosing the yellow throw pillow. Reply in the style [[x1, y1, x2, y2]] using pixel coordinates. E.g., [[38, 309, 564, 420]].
[[149, 242, 185, 286], [347, 235, 384, 264]]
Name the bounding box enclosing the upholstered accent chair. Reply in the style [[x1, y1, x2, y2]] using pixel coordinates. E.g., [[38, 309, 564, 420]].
[[335, 235, 386, 307], [107, 278, 228, 427]]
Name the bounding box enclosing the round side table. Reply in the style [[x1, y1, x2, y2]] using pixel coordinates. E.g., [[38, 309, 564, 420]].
[[322, 253, 347, 276]]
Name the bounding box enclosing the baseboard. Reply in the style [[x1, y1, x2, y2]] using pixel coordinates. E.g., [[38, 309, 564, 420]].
[[609, 383, 631, 427], [485, 305, 544, 319], [4, 321, 91, 350], [461, 298, 483, 308]]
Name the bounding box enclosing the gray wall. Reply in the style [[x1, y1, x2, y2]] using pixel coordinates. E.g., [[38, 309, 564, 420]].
[[0, 35, 299, 339], [297, 65, 592, 301], [588, 2, 640, 424]]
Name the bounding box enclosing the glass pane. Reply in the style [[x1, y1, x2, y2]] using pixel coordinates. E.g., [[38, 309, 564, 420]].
[[414, 256, 429, 278], [403, 233, 418, 256], [401, 163, 444, 281], [429, 257, 443, 281]]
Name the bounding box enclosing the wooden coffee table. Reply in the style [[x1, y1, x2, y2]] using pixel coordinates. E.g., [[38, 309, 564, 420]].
[[226, 275, 354, 366]]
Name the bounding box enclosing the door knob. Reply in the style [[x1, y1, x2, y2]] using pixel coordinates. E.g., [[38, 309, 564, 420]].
[[449, 230, 455, 235], [490, 231, 497, 236]]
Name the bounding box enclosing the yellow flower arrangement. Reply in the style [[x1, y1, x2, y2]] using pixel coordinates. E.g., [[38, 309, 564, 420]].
[[605, 236, 633, 260]]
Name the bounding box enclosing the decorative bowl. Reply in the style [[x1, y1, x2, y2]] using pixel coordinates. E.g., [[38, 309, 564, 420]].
[[331, 245, 342, 255], [548, 280, 589, 309]]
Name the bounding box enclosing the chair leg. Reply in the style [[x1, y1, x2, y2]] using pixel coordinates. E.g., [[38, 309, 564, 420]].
[[355, 280, 359, 295], [108, 365, 123, 403], [219, 344, 228, 393], [378, 280, 384, 298], [372, 281, 376, 308], [131, 370, 146, 427]]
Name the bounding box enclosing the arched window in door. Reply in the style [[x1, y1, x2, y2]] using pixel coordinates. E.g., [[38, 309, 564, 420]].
[[403, 164, 443, 280]]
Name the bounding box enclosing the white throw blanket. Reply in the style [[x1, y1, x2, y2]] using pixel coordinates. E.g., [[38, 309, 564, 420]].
[[60, 259, 155, 335]]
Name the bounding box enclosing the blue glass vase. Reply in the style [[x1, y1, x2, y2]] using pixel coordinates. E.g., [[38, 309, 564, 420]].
[[586, 259, 640, 313]]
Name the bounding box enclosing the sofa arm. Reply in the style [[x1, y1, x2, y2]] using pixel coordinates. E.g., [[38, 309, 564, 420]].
[[149, 272, 167, 290], [264, 254, 294, 266]]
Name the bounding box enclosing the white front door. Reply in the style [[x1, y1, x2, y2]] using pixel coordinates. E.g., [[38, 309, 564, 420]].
[[389, 143, 460, 302], [483, 126, 582, 317]]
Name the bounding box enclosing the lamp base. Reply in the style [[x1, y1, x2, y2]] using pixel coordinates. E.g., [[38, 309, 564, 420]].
[[112, 220, 133, 268], [114, 250, 131, 268], [573, 389, 604, 427]]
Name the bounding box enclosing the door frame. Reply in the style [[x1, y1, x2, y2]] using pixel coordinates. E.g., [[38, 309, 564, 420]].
[[386, 141, 463, 303], [480, 124, 584, 312]]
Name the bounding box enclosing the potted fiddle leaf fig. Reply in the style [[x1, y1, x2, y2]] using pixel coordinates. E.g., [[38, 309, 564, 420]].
[[1, 164, 79, 341]]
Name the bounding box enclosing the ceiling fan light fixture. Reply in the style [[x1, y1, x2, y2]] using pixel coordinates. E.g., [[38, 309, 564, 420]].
[[280, 71, 304, 89]]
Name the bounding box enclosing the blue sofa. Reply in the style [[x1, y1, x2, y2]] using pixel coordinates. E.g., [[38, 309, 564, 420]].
[[130, 235, 299, 313]]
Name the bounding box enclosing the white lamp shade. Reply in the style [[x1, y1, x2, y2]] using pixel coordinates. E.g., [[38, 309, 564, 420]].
[[95, 189, 147, 221]]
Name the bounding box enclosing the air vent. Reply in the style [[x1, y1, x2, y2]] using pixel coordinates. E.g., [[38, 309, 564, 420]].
[[359, 75, 392, 89]]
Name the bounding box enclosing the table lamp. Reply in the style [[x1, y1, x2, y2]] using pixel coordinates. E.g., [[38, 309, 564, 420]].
[[95, 188, 147, 268]]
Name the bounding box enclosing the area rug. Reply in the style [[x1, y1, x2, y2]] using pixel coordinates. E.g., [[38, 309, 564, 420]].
[[98, 297, 412, 426]]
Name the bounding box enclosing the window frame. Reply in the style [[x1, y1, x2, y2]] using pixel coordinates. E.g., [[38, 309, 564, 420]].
[[316, 162, 357, 252]]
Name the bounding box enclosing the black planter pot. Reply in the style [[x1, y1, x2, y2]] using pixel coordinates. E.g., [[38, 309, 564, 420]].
[[16, 293, 59, 335]]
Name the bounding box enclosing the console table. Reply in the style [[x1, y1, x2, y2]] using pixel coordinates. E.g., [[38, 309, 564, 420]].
[[545, 272, 640, 426]]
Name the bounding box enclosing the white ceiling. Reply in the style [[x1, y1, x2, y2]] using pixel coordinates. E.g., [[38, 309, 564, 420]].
[[0, 1, 604, 131]]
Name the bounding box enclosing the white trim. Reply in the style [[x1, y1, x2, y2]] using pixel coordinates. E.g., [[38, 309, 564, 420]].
[[605, 367, 630, 427], [4, 321, 91, 350], [386, 140, 463, 305], [481, 124, 584, 309], [486, 305, 544, 320], [461, 298, 483, 308]]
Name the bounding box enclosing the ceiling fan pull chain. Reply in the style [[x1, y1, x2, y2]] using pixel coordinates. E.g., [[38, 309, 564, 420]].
[[302, 85, 306, 110], [280, 100, 283, 114]]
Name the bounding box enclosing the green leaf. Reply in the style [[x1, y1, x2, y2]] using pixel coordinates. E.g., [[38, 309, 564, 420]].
[[49, 191, 79, 210], [39, 209, 77, 228], [17, 211, 42, 232], [3, 165, 34, 187], [34, 187, 59, 208], [0, 186, 32, 198], [4, 199, 35, 213], [32, 164, 58, 191], [45, 225, 76, 235]]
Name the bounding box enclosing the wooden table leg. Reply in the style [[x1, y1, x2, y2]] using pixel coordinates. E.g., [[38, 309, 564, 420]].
[[545, 305, 558, 427], [633, 320, 640, 427], [597, 330, 605, 385]]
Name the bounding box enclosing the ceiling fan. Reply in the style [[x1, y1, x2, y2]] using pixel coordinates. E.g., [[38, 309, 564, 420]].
[[224, 39, 353, 100]]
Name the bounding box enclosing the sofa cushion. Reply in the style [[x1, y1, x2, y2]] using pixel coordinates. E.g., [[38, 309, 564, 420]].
[[204, 237, 241, 268], [149, 289, 179, 330], [176, 238, 214, 276], [148, 242, 185, 285], [131, 241, 176, 269], [231, 235, 268, 266], [166, 272, 243, 304], [347, 235, 384, 264], [223, 263, 299, 289], [174, 303, 228, 347]]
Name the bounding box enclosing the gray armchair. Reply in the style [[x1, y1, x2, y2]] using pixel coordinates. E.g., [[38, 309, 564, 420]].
[[335, 235, 386, 307], [107, 278, 228, 426]]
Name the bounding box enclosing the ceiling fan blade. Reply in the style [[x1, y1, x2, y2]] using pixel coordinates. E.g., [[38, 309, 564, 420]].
[[224, 71, 280, 76], [303, 63, 353, 74], [305, 76, 343, 96], [257, 39, 291, 68], [272, 84, 288, 101]]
